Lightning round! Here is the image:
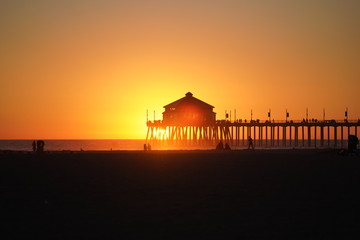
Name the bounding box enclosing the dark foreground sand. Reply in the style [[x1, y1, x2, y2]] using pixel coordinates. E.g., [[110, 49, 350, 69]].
[[1, 149, 360, 239]]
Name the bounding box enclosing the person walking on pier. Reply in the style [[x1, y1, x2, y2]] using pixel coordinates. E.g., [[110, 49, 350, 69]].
[[248, 136, 254, 150]]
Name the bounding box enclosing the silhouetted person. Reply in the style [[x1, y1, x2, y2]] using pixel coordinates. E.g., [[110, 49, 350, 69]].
[[247, 136, 254, 150], [216, 141, 224, 150], [144, 144, 147, 151], [147, 143, 151, 151], [36, 140, 45, 153], [32, 140, 37, 152], [348, 135, 359, 153], [225, 142, 231, 150]]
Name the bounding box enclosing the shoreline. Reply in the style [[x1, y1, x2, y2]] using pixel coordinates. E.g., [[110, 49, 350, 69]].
[[0, 147, 349, 153]]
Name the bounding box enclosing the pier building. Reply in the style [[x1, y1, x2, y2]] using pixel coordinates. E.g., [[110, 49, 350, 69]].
[[162, 92, 216, 126]]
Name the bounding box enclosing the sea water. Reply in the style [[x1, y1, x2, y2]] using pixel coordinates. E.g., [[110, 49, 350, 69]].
[[0, 139, 146, 151], [0, 139, 348, 151]]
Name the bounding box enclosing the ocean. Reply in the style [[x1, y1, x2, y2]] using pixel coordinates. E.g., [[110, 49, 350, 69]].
[[0, 139, 147, 151], [0, 139, 348, 151]]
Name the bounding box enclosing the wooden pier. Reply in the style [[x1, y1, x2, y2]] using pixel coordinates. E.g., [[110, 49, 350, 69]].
[[146, 120, 360, 148]]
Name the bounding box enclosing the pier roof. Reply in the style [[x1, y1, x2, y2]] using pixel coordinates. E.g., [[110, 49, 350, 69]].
[[163, 92, 214, 109]]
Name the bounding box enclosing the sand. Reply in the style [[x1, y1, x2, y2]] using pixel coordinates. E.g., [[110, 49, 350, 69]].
[[1, 149, 360, 239]]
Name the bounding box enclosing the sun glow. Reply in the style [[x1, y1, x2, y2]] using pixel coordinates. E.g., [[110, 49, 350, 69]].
[[1, 1, 360, 139], [152, 128, 168, 140]]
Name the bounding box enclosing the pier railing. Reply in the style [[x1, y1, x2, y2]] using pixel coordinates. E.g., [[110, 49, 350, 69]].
[[147, 119, 360, 125]]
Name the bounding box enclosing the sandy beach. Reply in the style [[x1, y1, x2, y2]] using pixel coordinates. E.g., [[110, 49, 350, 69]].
[[1, 149, 360, 239]]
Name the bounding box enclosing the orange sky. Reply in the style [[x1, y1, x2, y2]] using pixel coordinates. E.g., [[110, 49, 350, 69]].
[[1, 0, 359, 139]]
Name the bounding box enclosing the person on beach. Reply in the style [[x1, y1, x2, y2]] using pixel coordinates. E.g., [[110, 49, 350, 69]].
[[225, 142, 231, 150], [32, 140, 37, 152], [147, 143, 151, 151], [216, 141, 224, 150], [348, 135, 359, 154], [144, 144, 147, 151], [247, 136, 254, 150], [36, 140, 45, 153]]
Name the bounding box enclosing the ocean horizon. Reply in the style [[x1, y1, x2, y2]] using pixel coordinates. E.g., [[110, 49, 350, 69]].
[[0, 139, 147, 151], [0, 139, 349, 151]]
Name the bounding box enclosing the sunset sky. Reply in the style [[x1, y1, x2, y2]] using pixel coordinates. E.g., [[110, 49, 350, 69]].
[[1, 0, 359, 139]]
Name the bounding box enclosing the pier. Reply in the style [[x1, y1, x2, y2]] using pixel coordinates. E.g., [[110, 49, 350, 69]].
[[146, 119, 360, 148], [146, 92, 359, 148]]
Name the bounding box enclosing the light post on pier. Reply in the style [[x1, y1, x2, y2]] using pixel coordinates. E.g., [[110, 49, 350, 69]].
[[306, 108, 308, 122], [345, 107, 348, 122], [286, 109, 289, 123]]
